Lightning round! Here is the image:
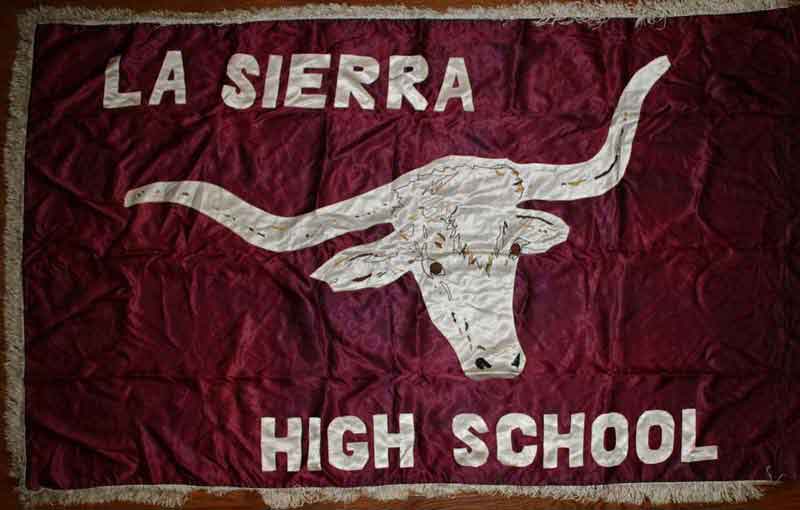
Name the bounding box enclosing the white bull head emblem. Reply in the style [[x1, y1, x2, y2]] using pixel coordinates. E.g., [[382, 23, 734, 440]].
[[126, 56, 670, 380]]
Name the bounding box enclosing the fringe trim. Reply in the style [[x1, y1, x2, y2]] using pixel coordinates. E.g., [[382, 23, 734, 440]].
[[20, 480, 777, 509], [4, 1, 795, 508], [3, 0, 34, 494], [15, 1, 800, 27]]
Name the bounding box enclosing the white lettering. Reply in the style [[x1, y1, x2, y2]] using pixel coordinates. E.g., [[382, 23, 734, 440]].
[[681, 408, 718, 462], [149, 50, 186, 105], [373, 413, 415, 468], [262, 55, 283, 109], [328, 416, 369, 471], [434, 57, 474, 112], [452, 413, 489, 467], [334, 55, 379, 110], [307, 416, 322, 471], [222, 53, 260, 110], [387, 55, 429, 111], [497, 413, 537, 467], [636, 410, 675, 464], [103, 56, 141, 109], [285, 54, 330, 109], [543, 413, 585, 469], [591, 412, 629, 467], [260, 417, 302, 472]]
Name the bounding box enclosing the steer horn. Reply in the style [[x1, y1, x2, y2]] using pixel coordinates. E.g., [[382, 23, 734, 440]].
[[515, 55, 671, 202], [125, 55, 670, 251], [124, 179, 398, 252]]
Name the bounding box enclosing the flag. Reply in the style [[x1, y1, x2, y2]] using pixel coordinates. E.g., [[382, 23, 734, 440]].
[[7, 3, 799, 508]]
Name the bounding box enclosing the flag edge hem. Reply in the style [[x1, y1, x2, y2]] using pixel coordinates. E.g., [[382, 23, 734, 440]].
[[4, 2, 795, 509], [15, 1, 800, 26]]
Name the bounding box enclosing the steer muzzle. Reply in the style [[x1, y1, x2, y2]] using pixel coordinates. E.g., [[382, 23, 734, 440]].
[[463, 349, 526, 380]]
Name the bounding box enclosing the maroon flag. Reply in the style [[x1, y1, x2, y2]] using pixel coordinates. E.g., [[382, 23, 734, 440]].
[[8, 3, 799, 508]]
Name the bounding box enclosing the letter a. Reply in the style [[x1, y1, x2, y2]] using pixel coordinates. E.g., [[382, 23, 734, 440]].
[[149, 50, 187, 105]]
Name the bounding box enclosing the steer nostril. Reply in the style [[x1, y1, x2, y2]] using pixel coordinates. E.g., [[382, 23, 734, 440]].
[[475, 357, 492, 370], [511, 352, 521, 368]]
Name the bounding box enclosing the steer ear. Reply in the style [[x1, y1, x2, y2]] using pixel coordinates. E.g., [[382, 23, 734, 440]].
[[513, 211, 571, 255], [311, 237, 411, 292]]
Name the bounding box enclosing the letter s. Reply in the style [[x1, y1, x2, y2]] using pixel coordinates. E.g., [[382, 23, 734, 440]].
[[452, 413, 489, 467]]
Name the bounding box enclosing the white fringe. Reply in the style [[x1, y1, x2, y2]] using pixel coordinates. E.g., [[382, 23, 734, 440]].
[[20, 480, 776, 509], [4, 0, 34, 494], [15, 0, 800, 26], [4, 1, 794, 508]]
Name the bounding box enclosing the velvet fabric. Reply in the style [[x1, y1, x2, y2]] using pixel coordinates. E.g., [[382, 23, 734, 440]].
[[23, 8, 800, 490]]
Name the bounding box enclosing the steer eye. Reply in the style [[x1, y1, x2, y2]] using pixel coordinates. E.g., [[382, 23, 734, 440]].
[[429, 261, 444, 275], [509, 242, 522, 256]]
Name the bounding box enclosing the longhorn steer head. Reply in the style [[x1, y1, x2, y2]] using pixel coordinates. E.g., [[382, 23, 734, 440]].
[[125, 56, 670, 380]]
